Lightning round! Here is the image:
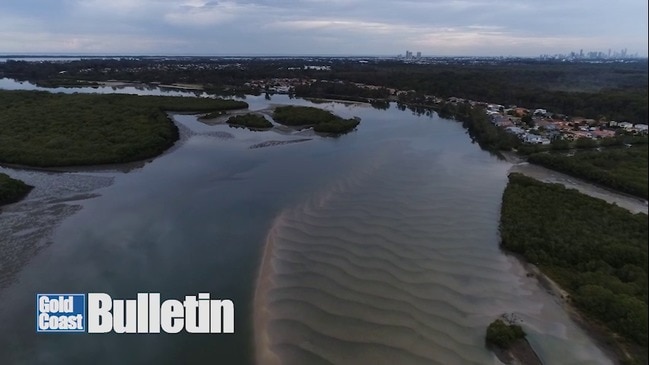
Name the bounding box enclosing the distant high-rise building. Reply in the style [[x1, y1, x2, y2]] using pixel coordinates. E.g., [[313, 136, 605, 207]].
[[416, 51, 422, 59], [405, 50, 413, 59]]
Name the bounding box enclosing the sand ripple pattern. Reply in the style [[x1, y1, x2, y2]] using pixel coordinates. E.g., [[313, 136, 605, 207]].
[[254, 143, 519, 365]]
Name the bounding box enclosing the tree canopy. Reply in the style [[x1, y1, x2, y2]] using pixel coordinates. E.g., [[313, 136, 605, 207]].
[[485, 319, 526, 349], [0, 90, 247, 167], [527, 145, 648, 198], [0, 173, 33, 206], [272, 106, 359, 134], [226, 113, 273, 130], [500, 173, 648, 363]]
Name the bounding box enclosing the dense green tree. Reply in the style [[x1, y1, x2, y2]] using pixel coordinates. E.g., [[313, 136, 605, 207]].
[[500, 173, 648, 363], [0, 90, 248, 167], [527, 146, 648, 198], [485, 319, 526, 349], [226, 113, 272, 129], [2, 58, 645, 123], [574, 138, 598, 149], [272, 106, 359, 134], [0, 173, 33, 206]]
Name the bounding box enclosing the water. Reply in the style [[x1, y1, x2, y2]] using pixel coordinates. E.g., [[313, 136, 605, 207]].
[[0, 78, 212, 97], [0, 57, 121, 63], [0, 80, 612, 364]]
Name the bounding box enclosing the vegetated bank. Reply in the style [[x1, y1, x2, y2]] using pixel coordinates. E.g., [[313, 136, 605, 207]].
[[0, 173, 33, 207], [434, 101, 521, 152], [526, 145, 648, 199], [485, 317, 541, 365], [516, 134, 648, 156], [201, 110, 227, 119], [226, 113, 273, 130], [3, 58, 646, 123], [0, 90, 248, 167], [272, 105, 360, 134], [0, 90, 247, 206], [500, 173, 648, 364]]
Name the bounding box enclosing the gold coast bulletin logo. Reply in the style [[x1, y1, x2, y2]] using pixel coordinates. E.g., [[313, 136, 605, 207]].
[[36, 293, 234, 334]]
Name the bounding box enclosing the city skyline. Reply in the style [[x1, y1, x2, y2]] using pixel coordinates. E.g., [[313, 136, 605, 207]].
[[0, 0, 647, 57]]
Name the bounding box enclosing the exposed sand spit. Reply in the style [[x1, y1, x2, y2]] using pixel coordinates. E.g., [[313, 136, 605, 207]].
[[253, 141, 613, 365]]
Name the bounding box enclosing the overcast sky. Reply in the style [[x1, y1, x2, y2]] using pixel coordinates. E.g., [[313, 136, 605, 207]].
[[1, 0, 647, 57]]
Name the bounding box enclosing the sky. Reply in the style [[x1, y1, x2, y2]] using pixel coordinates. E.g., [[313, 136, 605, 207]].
[[0, 0, 647, 57]]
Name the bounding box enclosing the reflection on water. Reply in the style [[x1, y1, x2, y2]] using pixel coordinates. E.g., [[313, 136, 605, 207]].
[[0, 57, 86, 63], [0, 81, 613, 364], [0, 78, 211, 98]]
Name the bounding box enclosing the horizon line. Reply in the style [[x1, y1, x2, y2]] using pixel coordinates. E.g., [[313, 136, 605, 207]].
[[1, 53, 647, 59]]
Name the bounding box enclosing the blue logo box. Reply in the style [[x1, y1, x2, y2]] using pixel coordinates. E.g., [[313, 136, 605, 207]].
[[36, 294, 86, 333]]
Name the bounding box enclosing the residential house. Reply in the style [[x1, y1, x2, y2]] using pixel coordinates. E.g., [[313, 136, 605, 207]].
[[524, 133, 551, 144], [634, 124, 648, 133], [618, 122, 634, 130], [506, 126, 526, 135], [491, 115, 513, 127]]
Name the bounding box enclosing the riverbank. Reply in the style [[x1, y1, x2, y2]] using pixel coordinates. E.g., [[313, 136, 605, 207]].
[[513, 255, 627, 364], [0, 90, 248, 167], [510, 162, 648, 214], [500, 173, 648, 364], [493, 338, 543, 365], [489, 319, 543, 365], [0, 91, 618, 364], [98, 81, 203, 91], [253, 214, 283, 365], [198, 109, 263, 126], [0, 113, 197, 175], [304, 96, 370, 106], [0, 89, 249, 207]]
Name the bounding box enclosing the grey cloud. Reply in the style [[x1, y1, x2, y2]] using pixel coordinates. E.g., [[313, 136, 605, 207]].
[[0, 0, 646, 56]]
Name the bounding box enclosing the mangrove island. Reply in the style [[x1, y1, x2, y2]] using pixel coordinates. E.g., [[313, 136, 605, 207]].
[[226, 113, 273, 130], [272, 105, 360, 134]]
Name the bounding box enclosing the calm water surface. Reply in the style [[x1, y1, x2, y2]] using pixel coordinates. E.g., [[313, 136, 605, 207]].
[[0, 80, 612, 364]]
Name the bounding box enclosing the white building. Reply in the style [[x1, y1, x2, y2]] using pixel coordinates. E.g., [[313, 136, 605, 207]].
[[524, 134, 551, 144], [634, 124, 648, 133], [506, 126, 526, 135], [618, 122, 634, 130]]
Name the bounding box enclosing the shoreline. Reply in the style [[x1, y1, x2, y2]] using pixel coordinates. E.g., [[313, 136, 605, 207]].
[[253, 214, 283, 365], [0, 112, 201, 174], [491, 337, 543, 365], [303, 96, 370, 106], [510, 162, 648, 214], [98, 80, 148, 88], [157, 83, 204, 91], [504, 164, 644, 364], [0, 160, 148, 174], [98, 81, 205, 91], [506, 251, 627, 364], [197, 109, 259, 126]]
